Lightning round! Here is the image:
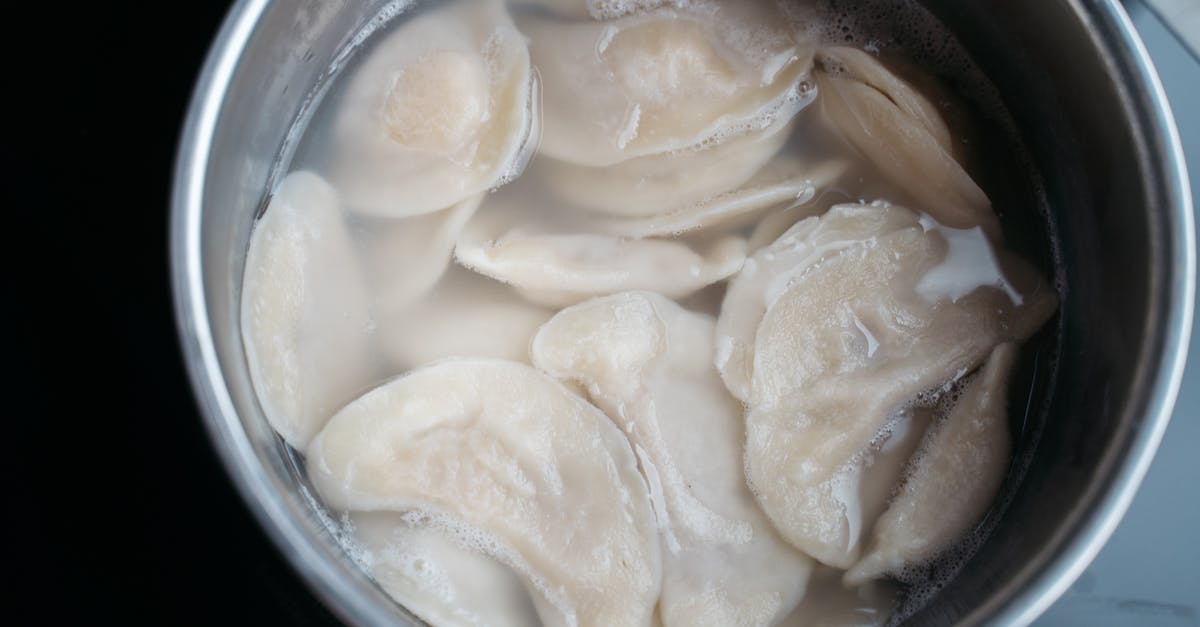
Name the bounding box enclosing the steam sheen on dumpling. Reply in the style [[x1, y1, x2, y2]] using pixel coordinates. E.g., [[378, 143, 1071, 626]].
[[522, 0, 814, 166], [307, 359, 662, 627], [532, 292, 813, 627], [737, 205, 1056, 566], [241, 171, 372, 449], [845, 343, 1018, 585], [321, 0, 538, 217]]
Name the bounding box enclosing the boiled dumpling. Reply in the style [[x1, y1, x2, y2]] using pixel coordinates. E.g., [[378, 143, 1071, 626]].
[[815, 47, 999, 239], [520, 0, 676, 20], [716, 204, 919, 403], [379, 268, 554, 368], [319, 0, 537, 217], [590, 155, 847, 238], [739, 206, 1056, 565], [454, 186, 747, 307], [307, 359, 662, 627], [522, 1, 814, 166], [845, 343, 1017, 585], [350, 512, 542, 627], [745, 193, 847, 252], [367, 195, 482, 314], [536, 122, 794, 219], [531, 292, 813, 627], [241, 171, 372, 449], [750, 407, 933, 569]]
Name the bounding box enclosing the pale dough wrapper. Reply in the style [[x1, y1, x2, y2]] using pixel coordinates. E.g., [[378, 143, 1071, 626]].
[[366, 194, 483, 314], [241, 171, 372, 449], [815, 47, 1000, 239], [379, 269, 554, 369], [350, 512, 542, 627], [589, 156, 848, 238], [536, 121, 795, 219], [716, 204, 919, 403], [521, 0, 814, 166], [322, 0, 538, 217], [742, 208, 1056, 566], [307, 359, 662, 627], [845, 343, 1018, 585], [454, 186, 747, 307], [532, 292, 813, 627]]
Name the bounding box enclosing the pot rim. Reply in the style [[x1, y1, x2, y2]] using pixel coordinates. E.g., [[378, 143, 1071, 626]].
[[169, 1, 1194, 625]]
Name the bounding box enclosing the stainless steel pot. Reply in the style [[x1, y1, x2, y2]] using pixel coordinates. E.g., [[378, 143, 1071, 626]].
[[170, 1, 1195, 625]]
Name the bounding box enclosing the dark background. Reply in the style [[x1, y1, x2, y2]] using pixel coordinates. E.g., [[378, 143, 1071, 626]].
[[4, 3, 341, 624]]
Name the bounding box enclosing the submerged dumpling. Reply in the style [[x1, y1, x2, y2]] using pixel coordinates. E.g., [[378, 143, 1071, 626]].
[[532, 292, 813, 627], [815, 47, 999, 239], [308, 359, 662, 627], [522, 1, 814, 166], [241, 171, 372, 449], [350, 512, 541, 627], [845, 343, 1017, 585], [591, 156, 847, 238], [455, 186, 747, 307], [739, 205, 1056, 565], [536, 122, 794, 219], [321, 0, 537, 217], [379, 269, 554, 369], [367, 195, 482, 314]]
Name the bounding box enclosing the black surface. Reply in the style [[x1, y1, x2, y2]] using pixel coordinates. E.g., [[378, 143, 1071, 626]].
[[5, 4, 339, 625]]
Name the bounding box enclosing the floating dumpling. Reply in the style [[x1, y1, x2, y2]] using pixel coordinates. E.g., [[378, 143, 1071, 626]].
[[379, 269, 554, 369], [536, 122, 794, 219], [308, 359, 662, 627], [815, 47, 999, 239], [320, 0, 537, 217], [845, 343, 1018, 585], [521, 0, 676, 20], [588, 156, 847, 238], [241, 171, 372, 449], [522, 1, 814, 166], [531, 292, 813, 627], [454, 186, 747, 307], [350, 512, 542, 627], [739, 206, 1056, 565], [367, 195, 482, 314], [716, 204, 919, 403]]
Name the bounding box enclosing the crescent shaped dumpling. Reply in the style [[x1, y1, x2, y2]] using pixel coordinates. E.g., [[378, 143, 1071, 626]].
[[379, 269, 554, 369], [590, 156, 848, 238], [535, 122, 794, 219], [845, 343, 1018, 585], [349, 512, 542, 627], [716, 204, 919, 403], [815, 48, 999, 239], [740, 207, 1056, 565], [521, 0, 815, 166], [320, 0, 538, 217], [307, 359, 663, 627], [531, 292, 813, 627], [454, 187, 747, 307], [367, 194, 483, 314], [241, 171, 372, 449]]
